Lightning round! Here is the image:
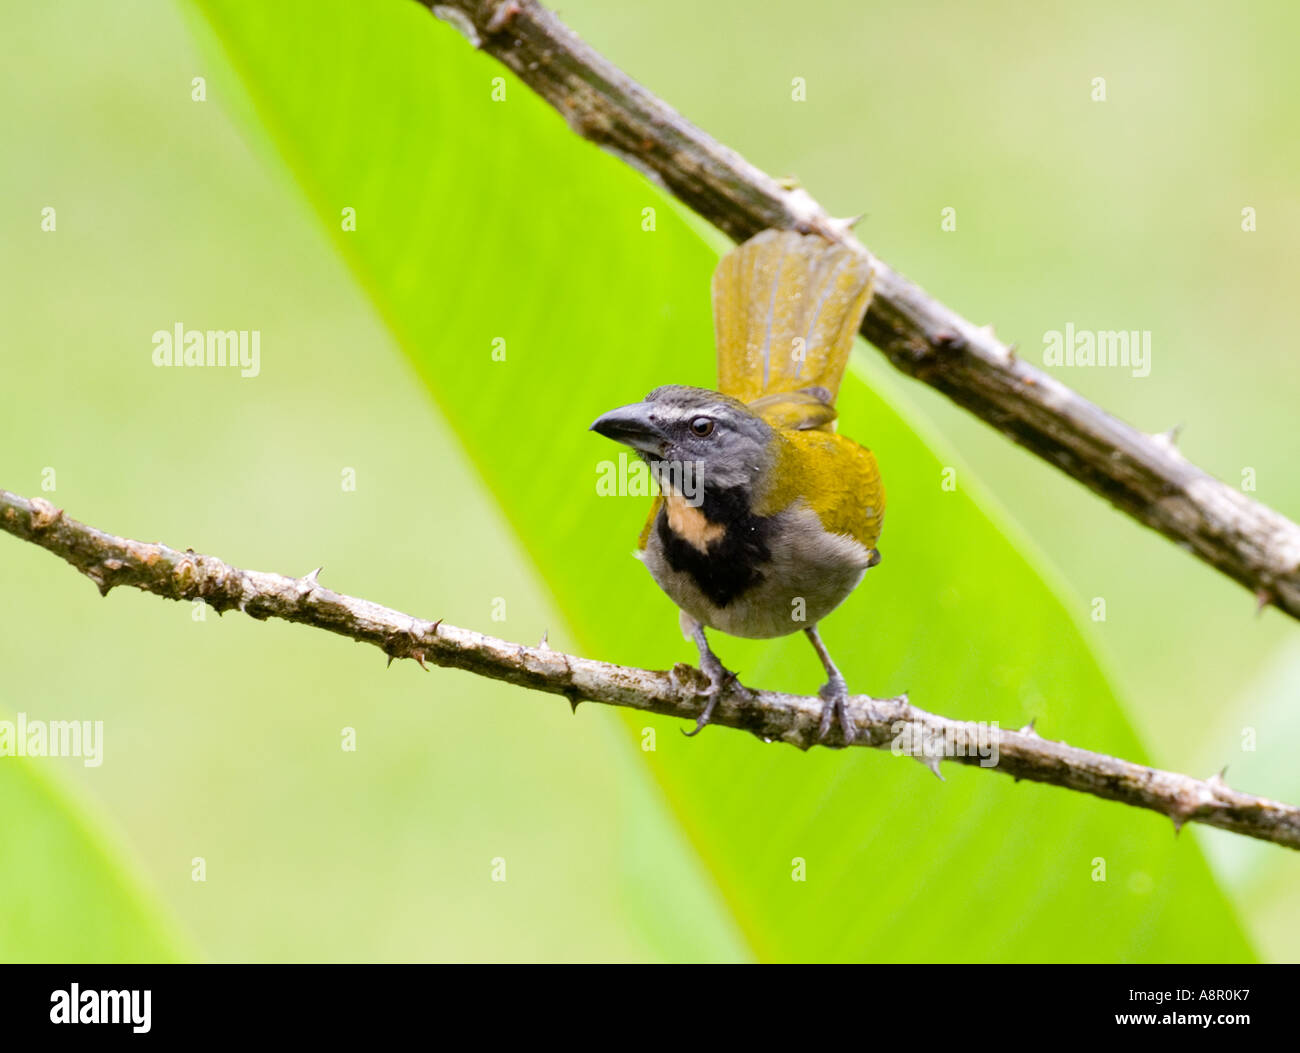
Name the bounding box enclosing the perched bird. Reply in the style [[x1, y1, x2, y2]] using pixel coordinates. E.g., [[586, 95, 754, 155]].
[[591, 229, 884, 742]]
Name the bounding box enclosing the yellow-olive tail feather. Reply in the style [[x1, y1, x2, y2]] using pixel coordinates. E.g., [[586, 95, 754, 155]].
[[712, 229, 874, 415]]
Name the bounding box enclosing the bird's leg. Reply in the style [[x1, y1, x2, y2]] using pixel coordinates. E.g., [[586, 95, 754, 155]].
[[805, 625, 855, 744], [683, 624, 750, 737]]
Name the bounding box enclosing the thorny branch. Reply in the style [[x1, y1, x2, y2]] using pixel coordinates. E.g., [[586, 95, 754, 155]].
[[4, 487, 1298, 851], [419, 0, 1300, 621]]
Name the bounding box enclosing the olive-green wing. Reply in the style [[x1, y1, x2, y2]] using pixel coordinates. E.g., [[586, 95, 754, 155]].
[[758, 429, 885, 552], [637, 495, 664, 551]]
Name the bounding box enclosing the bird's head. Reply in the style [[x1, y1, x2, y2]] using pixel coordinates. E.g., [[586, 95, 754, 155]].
[[590, 385, 776, 497]]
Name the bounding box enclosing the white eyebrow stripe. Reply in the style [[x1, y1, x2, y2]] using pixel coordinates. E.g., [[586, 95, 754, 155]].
[[652, 403, 740, 427], [658, 405, 720, 421], [649, 405, 692, 425]]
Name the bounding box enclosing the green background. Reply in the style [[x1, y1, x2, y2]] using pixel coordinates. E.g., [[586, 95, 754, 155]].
[[0, 0, 1295, 961]]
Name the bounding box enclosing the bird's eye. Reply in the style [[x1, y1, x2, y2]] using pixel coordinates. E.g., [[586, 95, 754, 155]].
[[689, 416, 715, 437]]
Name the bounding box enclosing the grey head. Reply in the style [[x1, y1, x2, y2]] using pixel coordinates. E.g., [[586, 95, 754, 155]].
[[589, 385, 775, 495]]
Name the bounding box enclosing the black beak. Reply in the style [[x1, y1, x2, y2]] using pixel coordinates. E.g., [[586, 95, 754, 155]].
[[589, 401, 669, 456]]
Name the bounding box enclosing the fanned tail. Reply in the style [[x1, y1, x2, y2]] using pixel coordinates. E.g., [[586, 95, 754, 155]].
[[712, 230, 874, 414]]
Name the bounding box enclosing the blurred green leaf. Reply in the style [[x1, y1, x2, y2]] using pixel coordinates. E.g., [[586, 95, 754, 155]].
[[3, 0, 741, 964], [194, 0, 1252, 960], [0, 750, 184, 962]]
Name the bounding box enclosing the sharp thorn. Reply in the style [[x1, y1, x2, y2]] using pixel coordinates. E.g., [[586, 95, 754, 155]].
[[914, 752, 945, 781], [1255, 589, 1273, 616]]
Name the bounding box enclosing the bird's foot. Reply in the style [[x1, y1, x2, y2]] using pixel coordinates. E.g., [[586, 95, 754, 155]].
[[683, 655, 752, 738], [816, 674, 855, 745]]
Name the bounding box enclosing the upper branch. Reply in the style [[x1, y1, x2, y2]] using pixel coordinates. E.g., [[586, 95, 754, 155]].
[[4, 487, 1298, 851], [418, 0, 1300, 621]]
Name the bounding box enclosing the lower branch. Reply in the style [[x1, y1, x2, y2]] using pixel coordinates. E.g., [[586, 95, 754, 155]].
[[3, 487, 1298, 851]]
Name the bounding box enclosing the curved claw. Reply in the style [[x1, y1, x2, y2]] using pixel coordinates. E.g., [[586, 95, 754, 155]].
[[681, 667, 750, 737], [816, 676, 855, 745]]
